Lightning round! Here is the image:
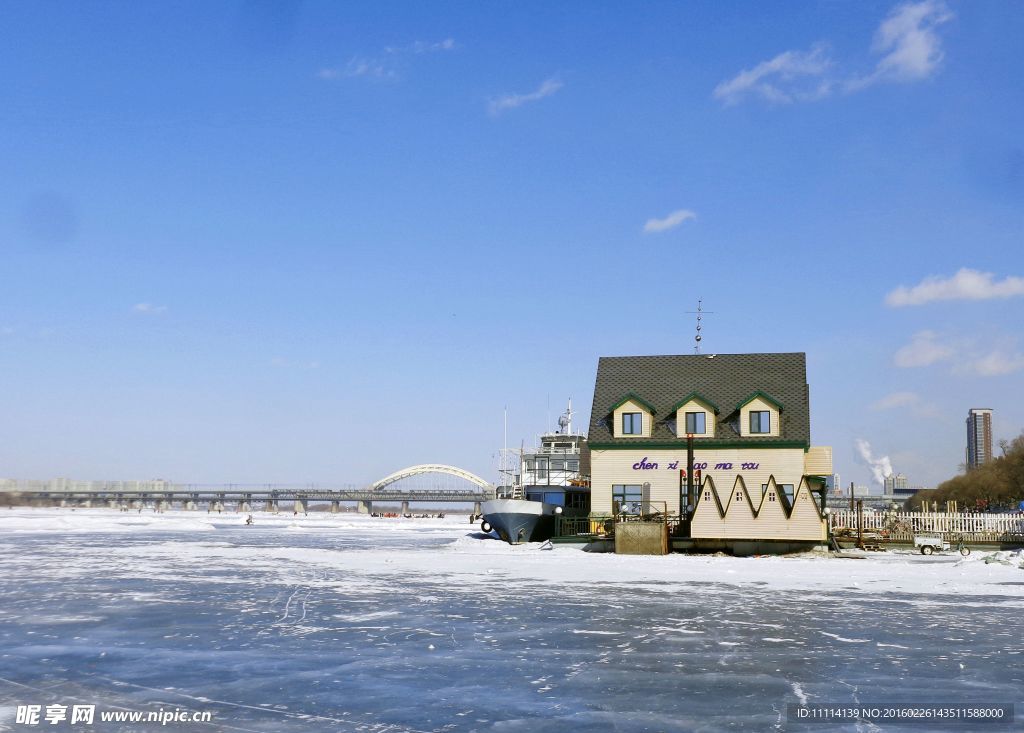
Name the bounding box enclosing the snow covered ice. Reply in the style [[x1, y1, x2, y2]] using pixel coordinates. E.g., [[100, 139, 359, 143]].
[[1, 508, 1022, 732]]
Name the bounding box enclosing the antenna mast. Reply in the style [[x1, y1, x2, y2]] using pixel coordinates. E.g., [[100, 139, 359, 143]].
[[685, 299, 714, 354]]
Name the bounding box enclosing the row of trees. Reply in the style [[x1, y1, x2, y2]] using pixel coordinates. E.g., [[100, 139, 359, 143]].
[[906, 431, 1024, 511]]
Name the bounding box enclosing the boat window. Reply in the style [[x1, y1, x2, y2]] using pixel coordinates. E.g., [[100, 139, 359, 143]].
[[535, 458, 548, 481], [567, 460, 579, 472]]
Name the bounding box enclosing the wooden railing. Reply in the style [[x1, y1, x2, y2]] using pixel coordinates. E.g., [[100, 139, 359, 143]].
[[829, 510, 1024, 544]]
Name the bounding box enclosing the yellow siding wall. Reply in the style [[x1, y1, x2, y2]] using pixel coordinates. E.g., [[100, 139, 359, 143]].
[[690, 478, 826, 542], [675, 399, 715, 437], [590, 447, 807, 514], [739, 397, 781, 437], [612, 399, 653, 438], [804, 446, 833, 475]]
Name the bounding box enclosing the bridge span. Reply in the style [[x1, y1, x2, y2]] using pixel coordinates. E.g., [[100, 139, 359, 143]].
[[0, 465, 496, 515]]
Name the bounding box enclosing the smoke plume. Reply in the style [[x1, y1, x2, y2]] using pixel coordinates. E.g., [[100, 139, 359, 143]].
[[855, 438, 893, 485]]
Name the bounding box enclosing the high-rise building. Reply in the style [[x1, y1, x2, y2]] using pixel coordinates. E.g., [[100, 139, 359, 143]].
[[826, 473, 841, 495], [883, 472, 909, 495], [966, 408, 993, 470]]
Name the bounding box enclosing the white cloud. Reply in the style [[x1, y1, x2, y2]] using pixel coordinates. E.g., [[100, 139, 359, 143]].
[[957, 351, 1024, 377], [713, 43, 833, 105], [848, 0, 953, 91], [715, 1, 953, 105], [870, 391, 919, 410], [488, 78, 563, 115], [855, 438, 894, 485], [319, 57, 396, 81], [885, 268, 1024, 306], [643, 209, 697, 234], [322, 39, 455, 82], [894, 330, 1024, 378], [893, 330, 953, 368], [410, 38, 456, 54], [133, 302, 168, 315]]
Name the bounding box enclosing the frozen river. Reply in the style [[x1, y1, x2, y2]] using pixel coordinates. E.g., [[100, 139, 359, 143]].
[[1, 509, 1022, 732]]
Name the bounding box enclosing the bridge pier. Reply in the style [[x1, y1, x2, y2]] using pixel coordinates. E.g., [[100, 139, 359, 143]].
[[79, 499, 92, 509], [357, 500, 372, 514], [265, 500, 278, 513], [330, 500, 340, 514], [156, 499, 170, 513], [185, 499, 197, 511], [106, 498, 119, 509], [293, 499, 306, 515], [239, 495, 253, 513], [401, 500, 410, 516], [211, 500, 225, 513], [473, 502, 482, 516]]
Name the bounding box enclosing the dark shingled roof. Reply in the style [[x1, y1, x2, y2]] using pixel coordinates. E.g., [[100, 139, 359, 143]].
[[587, 353, 810, 447]]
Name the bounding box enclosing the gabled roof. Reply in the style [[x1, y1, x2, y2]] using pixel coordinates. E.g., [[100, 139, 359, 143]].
[[736, 390, 783, 411], [587, 352, 810, 447], [608, 392, 657, 415], [669, 391, 720, 415]]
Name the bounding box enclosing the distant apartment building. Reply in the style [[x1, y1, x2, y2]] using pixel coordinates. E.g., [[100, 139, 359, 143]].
[[966, 408, 993, 470], [883, 472, 909, 495], [826, 473, 841, 495]]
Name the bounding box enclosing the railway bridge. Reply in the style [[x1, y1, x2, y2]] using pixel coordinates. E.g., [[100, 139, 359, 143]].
[[0, 464, 496, 515]]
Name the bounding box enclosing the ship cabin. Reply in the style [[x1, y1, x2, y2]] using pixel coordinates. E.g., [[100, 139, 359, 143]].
[[521, 431, 591, 516]]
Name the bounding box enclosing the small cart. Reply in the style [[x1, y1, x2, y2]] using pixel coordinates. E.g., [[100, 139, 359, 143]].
[[914, 535, 970, 556]]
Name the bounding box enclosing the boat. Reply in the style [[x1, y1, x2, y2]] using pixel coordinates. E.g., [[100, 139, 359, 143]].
[[479, 497, 562, 544], [480, 400, 590, 544]]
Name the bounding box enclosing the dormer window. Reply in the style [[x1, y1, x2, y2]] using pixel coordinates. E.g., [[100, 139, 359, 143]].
[[749, 411, 770, 434], [736, 391, 782, 438], [610, 393, 656, 438], [670, 393, 718, 438], [622, 412, 642, 434]]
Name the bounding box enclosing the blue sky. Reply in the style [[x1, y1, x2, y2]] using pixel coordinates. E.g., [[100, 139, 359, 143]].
[[1, 0, 1022, 489]]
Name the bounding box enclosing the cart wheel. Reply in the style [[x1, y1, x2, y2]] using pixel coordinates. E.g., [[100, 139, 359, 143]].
[[921, 545, 934, 555], [959, 546, 971, 557], [480, 520, 492, 533]]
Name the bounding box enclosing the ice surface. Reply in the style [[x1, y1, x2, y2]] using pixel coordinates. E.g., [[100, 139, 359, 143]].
[[1, 508, 1022, 732]]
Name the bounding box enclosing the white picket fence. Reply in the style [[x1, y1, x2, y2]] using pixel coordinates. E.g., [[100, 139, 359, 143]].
[[830, 510, 1024, 542]]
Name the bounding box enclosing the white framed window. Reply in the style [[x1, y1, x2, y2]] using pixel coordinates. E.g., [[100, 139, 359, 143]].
[[622, 412, 642, 435], [749, 411, 771, 434]]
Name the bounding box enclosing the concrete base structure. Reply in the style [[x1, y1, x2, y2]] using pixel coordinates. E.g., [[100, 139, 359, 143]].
[[293, 499, 306, 514], [265, 501, 278, 512], [185, 500, 197, 511], [357, 500, 372, 514], [330, 501, 340, 513], [401, 501, 410, 516]]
